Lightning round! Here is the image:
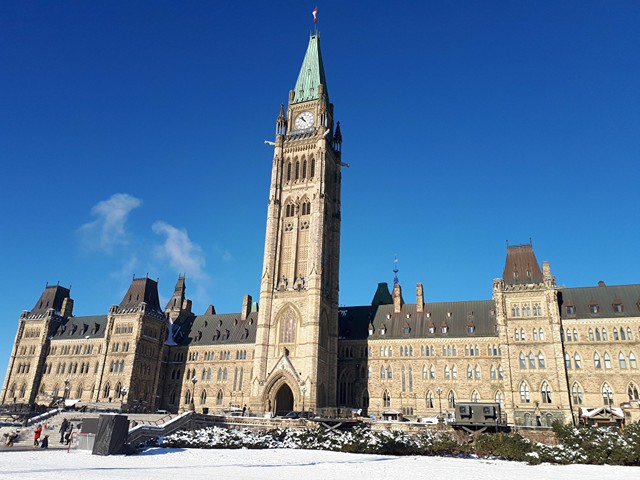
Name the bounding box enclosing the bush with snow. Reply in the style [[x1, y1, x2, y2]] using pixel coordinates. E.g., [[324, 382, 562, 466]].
[[161, 422, 640, 465]]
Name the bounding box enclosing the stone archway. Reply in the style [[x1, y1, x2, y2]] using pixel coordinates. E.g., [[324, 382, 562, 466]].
[[274, 383, 294, 416]]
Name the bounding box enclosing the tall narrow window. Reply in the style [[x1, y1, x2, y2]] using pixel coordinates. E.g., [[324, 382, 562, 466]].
[[541, 381, 552, 403], [604, 352, 612, 369], [602, 383, 613, 406], [520, 381, 531, 403], [619, 352, 627, 369], [594, 352, 602, 369], [538, 351, 545, 368], [572, 383, 583, 405]]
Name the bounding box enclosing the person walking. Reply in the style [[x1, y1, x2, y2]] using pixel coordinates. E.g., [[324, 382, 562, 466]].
[[40, 434, 49, 449], [33, 424, 42, 447], [64, 423, 73, 445], [59, 418, 69, 443]]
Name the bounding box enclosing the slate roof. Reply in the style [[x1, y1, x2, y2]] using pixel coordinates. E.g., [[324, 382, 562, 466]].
[[173, 312, 258, 346], [50, 315, 108, 340], [559, 284, 640, 319], [30, 285, 70, 315], [119, 277, 162, 313], [338, 300, 498, 341], [503, 244, 544, 285], [292, 34, 328, 104]]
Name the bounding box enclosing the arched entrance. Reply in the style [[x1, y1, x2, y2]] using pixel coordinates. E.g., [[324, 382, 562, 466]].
[[274, 384, 294, 416]]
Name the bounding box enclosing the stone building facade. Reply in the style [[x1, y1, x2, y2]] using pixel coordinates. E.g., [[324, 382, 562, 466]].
[[2, 33, 639, 425]]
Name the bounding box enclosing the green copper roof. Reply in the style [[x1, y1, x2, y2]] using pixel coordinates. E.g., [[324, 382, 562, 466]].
[[292, 34, 328, 104]]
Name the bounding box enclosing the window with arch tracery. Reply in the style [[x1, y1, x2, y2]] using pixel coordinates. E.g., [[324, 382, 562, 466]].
[[216, 390, 223, 405], [572, 383, 583, 404], [200, 390, 207, 405], [471, 390, 480, 402], [426, 390, 434, 408], [447, 390, 456, 408], [279, 307, 297, 344], [602, 383, 613, 405], [520, 381, 531, 403], [541, 381, 552, 403], [628, 383, 639, 401], [383, 390, 391, 408]]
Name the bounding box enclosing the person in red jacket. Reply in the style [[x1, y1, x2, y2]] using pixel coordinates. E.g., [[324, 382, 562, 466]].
[[33, 424, 42, 447]]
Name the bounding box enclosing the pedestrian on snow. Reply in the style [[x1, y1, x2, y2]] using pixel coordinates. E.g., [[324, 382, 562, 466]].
[[59, 418, 69, 443], [40, 435, 49, 449], [64, 423, 73, 445], [33, 424, 42, 447], [242, 404, 247, 416]]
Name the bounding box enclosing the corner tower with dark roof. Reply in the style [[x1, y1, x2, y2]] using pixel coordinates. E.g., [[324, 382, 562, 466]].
[[252, 33, 343, 414], [493, 243, 573, 425]]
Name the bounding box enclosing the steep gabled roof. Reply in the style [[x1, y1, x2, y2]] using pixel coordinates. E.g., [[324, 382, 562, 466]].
[[292, 34, 328, 104]]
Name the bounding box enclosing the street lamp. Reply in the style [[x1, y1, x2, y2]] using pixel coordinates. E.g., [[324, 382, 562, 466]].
[[119, 387, 128, 411], [436, 387, 443, 423], [63, 378, 70, 400], [190, 376, 197, 412], [301, 384, 307, 413]]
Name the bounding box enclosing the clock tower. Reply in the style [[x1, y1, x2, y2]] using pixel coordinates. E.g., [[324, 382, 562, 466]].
[[251, 33, 343, 414]]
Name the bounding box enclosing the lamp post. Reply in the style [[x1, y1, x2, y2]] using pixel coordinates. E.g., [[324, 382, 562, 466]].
[[301, 384, 307, 413], [436, 387, 443, 423], [119, 387, 128, 411], [190, 376, 197, 412], [63, 378, 70, 400]]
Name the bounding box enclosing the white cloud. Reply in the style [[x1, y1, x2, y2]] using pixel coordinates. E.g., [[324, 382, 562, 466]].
[[152, 221, 206, 279], [78, 193, 142, 252]]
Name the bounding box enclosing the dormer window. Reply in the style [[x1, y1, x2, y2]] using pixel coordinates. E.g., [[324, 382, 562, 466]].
[[403, 322, 410, 335], [613, 303, 623, 313], [590, 304, 599, 314], [467, 324, 475, 334], [428, 325, 435, 335], [368, 323, 374, 336], [566, 305, 575, 315], [379, 324, 386, 335]]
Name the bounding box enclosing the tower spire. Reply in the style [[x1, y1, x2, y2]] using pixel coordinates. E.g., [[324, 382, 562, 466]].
[[393, 256, 399, 285], [292, 34, 328, 104]]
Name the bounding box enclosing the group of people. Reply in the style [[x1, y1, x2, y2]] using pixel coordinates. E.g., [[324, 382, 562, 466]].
[[33, 424, 48, 448], [31, 418, 73, 448], [3, 431, 19, 446], [59, 418, 73, 445]]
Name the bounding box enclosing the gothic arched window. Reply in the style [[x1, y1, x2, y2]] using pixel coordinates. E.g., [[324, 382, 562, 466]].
[[519, 381, 530, 403], [572, 383, 583, 404], [279, 307, 298, 344]]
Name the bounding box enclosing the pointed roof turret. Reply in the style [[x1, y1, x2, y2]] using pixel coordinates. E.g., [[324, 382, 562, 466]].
[[503, 243, 544, 285], [165, 275, 186, 312], [292, 34, 328, 104], [119, 277, 162, 312]]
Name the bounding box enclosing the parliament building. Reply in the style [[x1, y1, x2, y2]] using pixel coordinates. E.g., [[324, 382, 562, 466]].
[[2, 32, 639, 426]]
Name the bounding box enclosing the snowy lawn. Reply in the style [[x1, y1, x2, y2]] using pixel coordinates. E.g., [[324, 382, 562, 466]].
[[0, 448, 634, 480]]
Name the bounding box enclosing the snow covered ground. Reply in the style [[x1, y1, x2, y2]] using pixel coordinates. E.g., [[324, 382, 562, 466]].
[[0, 448, 634, 480]]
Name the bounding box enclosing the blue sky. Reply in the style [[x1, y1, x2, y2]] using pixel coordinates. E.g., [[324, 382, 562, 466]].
[[1, 1, 639, 375]]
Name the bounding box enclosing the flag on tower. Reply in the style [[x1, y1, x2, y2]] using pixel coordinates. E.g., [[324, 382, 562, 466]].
[[312, 6, 318, 23]]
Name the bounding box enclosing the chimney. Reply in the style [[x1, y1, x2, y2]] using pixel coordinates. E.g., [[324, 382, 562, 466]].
[[416, 283, 424, 313], [60, 297, 74, 317], [241, 294, 252, 320], [392, 282, 404, 314]]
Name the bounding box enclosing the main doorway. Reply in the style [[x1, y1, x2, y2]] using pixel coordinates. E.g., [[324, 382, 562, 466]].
[[274, 384, 294, 416]]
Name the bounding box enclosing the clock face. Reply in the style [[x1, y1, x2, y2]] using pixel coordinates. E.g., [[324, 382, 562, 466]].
[[294, 111, 314, 130]]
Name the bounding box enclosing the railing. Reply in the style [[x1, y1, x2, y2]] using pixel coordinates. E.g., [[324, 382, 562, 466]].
[[126, 411, 193, 448], [26, 408, 64, 427]]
